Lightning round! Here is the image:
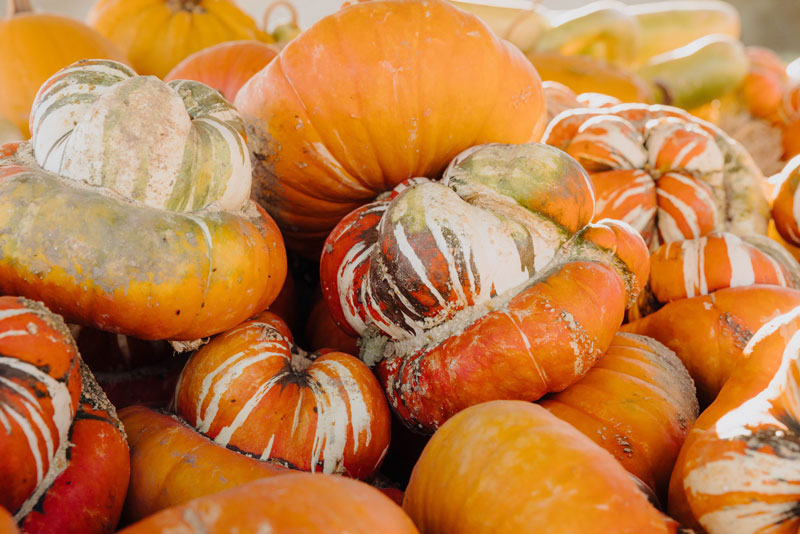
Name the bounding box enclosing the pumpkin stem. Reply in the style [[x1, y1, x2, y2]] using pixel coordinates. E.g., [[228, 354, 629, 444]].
[[263, 0, 298, 32], [7, 0, 34, 15]]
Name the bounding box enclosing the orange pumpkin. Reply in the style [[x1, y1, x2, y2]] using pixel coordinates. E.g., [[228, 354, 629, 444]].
[[87, 0, 273, 78], [305, 292, 359, 354], [118, 473, 419, 534], [0, 61, 286, 340], [623, 285, 800, 406], [0, 0, 127, 137], [540, 332, 698, 502], [120, 405, 290, 522], [403, 401, 681, 534], [544, 103, 769, 250], [668, 305, 800, 533], [772, 156, 800, 247], [321, 143, 650, 433], [174, 311, 391, 479], [0, 508, 18, 534], [164, 40, 278, 103], [0, 296, 129, 533], [235, 0, 546, 254]]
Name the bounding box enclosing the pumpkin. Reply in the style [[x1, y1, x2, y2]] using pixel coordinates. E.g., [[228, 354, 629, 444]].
[[0, 60, 286, 340], [164, 40, 278, 103], [305, 292, 359, 354], [118, 473, 419, 534], [403, 401, 681, 534], [772, 156, 800, 248], [0, 0, 127, 137], [623, 285, 800, 406], [86, 0, 273, 78], [0, 508, 17, 534], [174, 311, 391, 479], [0, 296, 129, 533], [321, 143, 649, 433], [668, 305, 800, 533], [544, 103, 768, 250], [542, 80, 622, 123], [120, 405, 289, 522], [235, 0, 546, 255], [540, 332, 698, 502]]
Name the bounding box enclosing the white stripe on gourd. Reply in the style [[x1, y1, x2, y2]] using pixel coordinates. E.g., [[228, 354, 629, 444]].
[[29, 60, 250, 213]]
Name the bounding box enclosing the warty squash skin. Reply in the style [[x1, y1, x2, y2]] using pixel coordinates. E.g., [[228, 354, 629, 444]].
[[321, 143, 650, 433], [0, 60, 286, 341], [540, 332, 698, 503], [403, 400, 682, 534], [544, 103, 769, 251], [668, 305, 800, 533], [173, 311, 391, 480], [118, 473, 420, 534], [235, 0, 546, 255], [0, 296, 129, 534]]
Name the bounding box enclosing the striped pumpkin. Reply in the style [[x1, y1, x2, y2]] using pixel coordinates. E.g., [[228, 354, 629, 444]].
[[540, 332, 698, 502], [173, 311, 391, 479], [647, 231, 800, 305], [0, 60, 286, 341], [544, 103, 769, 250], [321, 143, 650, 433], [30, 59, 250, 213], [772, 156, 800, 246], [0, 296, 129, 533], [668, 305, 800, 533], [624, 286, 800, 407]]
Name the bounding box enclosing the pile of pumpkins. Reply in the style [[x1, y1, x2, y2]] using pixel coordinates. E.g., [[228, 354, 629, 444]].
[[1, 1, 800, 533]]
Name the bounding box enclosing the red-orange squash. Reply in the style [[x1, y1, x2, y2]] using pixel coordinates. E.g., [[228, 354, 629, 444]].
[[321, 143, 650, 433], [668, 305, 800, 533], [174, 311, 391, 479], [164, 40, 278, 103], [403, 401, 681, 534], [544, 103, 768, 250], [540, 332, 698, 502], [0, 296, 129, 533], [119, 473, 419, 534], [0, 60, 286, 340], [235, 0, 546, 254]]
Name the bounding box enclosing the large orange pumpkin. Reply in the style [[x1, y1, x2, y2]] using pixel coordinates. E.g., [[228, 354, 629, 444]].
[[119, 473, 419, 534], [0, 296, 129, 533], [164, 40, 278, 103], [235, 0, 546, 254], [540, 332, 698, 502], [668, 305, 800, 533], [0, 0, 127, 137], [0, 60, 286, 340], [87, 0, 272, 78], [321, 143, 650, 433], [403, 401, 681, 534], [544, 103, 769, 250]]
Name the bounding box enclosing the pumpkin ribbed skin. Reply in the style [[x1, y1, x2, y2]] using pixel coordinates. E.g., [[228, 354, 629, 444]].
[[648, 231, 800, 304], [174, 312, 391, 479], [87, 0, 272, 78], [321, 143, 649, 433], [120, 406, 289, 522], [0, 1, 127, 137], [403, 401, 681, 534], [540, 332, 698, 502], [164, 40, 278, 102], [0, 297, 129, 533], [235, 0, 546, 254], [668, 306, 800, 533], [623, 286, 800, 407], [0, 60, 286, 341], [545, 103, 768, 250], [119, 473, 419, 534]]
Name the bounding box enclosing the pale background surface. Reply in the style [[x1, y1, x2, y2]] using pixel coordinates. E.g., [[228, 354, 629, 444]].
[[2, 1, 798, 55]]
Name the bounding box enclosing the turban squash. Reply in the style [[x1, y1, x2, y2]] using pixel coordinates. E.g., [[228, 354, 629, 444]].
[[321, 142, 650, 433], [234, 0, 547, 255], [544, 103, 768, 250], [0, 296, 128, 534], [0, 59, 286, 341], [403, 400, 682, 534]]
